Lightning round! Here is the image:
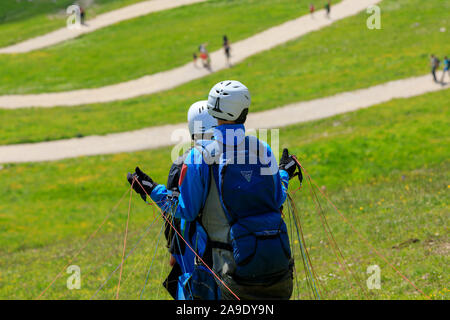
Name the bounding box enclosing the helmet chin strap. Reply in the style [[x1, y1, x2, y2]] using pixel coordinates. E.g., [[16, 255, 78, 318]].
[[217, 119, 236, 125]]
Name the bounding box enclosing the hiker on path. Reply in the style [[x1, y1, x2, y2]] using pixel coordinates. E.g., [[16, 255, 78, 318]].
[[79, 5, 86, 25], [325, 1, 331, 18], [309, 3, 315, 18], [128, 80, 300, 300], [193, 52, 198, 68], [430, 54, 440, 83], [440, 56, 449, 84], [199, 43, 211, 71], [223, 35, 232, 67]]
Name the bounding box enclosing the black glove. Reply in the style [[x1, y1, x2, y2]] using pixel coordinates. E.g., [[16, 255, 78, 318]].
[[127, 167, 158, 201], [279, 148, 302, 182]]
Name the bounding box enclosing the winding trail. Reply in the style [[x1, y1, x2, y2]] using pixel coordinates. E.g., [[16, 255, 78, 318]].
[[0, 0, 381, 109], [0, 0, 207, 54], [0, 75, 447, 164]]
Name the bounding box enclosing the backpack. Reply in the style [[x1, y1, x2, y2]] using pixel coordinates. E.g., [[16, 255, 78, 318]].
[[173, 220, 221, 300], [434, 58, 441, 68], [164, 206, 220, 300], [209, 136, 292, 283]]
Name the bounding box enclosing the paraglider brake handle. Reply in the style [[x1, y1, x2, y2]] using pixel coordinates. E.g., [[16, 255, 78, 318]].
[[291, 155, 303, 185]]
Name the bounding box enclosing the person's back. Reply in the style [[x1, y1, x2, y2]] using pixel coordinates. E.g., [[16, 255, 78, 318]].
[[202, 129, 294, 299], [201, 80, 296, 299], [430, 55, 440, 82]]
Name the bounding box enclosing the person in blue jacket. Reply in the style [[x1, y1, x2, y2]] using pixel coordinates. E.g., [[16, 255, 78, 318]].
[[129, 100, 219, 300], [128, 80, 300, 300]]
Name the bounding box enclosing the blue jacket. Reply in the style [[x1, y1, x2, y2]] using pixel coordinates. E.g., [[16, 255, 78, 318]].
[[150, 124, 289, 222]]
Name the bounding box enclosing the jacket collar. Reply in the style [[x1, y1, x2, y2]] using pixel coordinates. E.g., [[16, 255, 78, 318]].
[[213, 124, 246, 146]]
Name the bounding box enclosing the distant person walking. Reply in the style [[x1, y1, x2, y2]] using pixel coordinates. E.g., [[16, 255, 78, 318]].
[[193, 52, 198, 68], [223, 35, 231, 67], [199, 43, 211, 71], [79, 5, 86, 25], [440, 56, 449, 84], [309, 3, 315, 18], [325, 1, 331, 18], [430, 54, 440, 83]]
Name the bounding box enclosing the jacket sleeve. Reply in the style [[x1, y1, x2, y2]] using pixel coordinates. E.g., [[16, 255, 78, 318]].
[[150, 149, 209, 222], [174, 148, 210, 222], [262, 141, 289, 208], [277, 169, 290, 207], [150, 184, 176, 214]]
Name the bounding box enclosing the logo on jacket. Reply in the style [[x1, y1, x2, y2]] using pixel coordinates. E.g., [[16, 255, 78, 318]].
[[240, 170, 253, 183]]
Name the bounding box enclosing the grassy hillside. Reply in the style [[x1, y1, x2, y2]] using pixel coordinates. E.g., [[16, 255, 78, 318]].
[[1, 0, 448, 145], [0, 0, 321, 94], [0, 0, 147, 48], [0, 89, 448, 299]]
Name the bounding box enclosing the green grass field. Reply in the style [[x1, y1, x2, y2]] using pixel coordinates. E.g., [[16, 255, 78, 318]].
[[1, 0, 448, 145], [0, 0, 322, 94], [0, 0, 148, 48], [0, 0, 448, 301], [1, 89, 448, 299]]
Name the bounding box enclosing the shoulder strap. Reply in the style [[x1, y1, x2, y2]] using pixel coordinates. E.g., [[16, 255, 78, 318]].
[[196, 164, 212, 220], [197, 167, 233, 254], [211, 162, 236, 226]]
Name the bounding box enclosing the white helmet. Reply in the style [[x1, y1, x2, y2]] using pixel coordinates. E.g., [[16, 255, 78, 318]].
[[207, 80, 251, 122], [187, 100, 218, 139]]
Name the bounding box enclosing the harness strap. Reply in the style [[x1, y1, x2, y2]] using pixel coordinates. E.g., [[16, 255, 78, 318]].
[[211, 162, 236, 225], [209, 240, 233, 252]]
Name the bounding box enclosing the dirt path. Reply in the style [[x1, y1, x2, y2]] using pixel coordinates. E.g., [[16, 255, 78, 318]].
[[0, 0, 381, 109], [1, 75, 446, 164], [0, 0, 207, 54]]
